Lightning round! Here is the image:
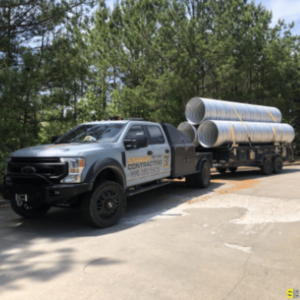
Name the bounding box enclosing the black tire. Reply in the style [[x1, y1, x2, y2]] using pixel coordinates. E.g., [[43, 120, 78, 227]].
[[261, 158, 273, 175], [194, 161, 211, 188], [228, 167, 237, 173], [273, 156, 283, 174], [216, 167, 227, 174], [10, 199, 51, 218], [186, 174, 196, 188], [81, 181, 126, 228]]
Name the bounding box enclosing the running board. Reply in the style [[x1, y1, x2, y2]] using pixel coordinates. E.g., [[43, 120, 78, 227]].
[[126, 181, 171, 197]]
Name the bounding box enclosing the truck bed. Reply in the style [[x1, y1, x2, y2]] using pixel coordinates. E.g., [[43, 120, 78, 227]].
[[161, 123, 213, 178]]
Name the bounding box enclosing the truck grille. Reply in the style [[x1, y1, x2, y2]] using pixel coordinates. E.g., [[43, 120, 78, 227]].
[[11, 157, 60, 163], [8, 157, 68, 184]]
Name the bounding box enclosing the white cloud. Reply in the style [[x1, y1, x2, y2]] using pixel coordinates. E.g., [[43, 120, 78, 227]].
[[259, 0, 300, 34]]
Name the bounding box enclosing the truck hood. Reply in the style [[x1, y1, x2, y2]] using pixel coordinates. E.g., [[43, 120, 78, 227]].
[[10, 143, 112, 158]]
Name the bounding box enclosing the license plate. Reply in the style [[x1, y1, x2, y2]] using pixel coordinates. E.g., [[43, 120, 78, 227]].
[[15, 194, 28, 202]]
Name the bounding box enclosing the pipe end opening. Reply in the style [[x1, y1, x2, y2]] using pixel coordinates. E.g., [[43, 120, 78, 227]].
[[198, 121, 219, 148]]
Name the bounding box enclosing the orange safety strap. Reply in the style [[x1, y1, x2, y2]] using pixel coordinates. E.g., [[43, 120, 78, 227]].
[[230, 103, 252, 147], [266, 108, 283, 143]]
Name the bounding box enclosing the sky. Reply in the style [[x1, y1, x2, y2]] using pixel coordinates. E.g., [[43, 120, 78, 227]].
[[105, 0, 300, 36], [259, 0, 300, 35]]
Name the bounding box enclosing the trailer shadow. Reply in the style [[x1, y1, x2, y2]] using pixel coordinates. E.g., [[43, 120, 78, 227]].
[[0, 179, 224, 239], [211, 166, 300, 180]]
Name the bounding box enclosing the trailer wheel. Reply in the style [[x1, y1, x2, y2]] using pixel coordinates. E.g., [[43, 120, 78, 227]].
[[261, 158, 273, 175], [81, 181, 126, 228], [216, 167, 226, 174], [186, 174, 196, 188], [273, 157, 283, 174], [194, 161, 211, 188], [228, 167, 238, 173], [10, 200, 51, 219]]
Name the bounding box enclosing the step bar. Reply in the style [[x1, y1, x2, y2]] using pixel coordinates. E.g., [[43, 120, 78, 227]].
[[126, 181, 171, 197]]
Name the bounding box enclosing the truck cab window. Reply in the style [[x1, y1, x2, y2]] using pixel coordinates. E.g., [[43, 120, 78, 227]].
[[147, 125, 165, 144], [125, 125, 145, 139]]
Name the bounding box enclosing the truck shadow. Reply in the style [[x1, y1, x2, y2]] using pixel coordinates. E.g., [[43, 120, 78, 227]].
[[0, 179, 224, 291], [0, 179, 224, 237]]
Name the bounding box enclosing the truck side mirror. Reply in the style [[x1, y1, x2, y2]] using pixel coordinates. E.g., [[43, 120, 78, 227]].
[[124, 136, 148, 150], [124, 139, 136, 150], [51, 136, 58, 143]]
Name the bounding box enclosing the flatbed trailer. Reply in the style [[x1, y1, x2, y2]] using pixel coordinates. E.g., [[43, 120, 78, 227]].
[[196, 142, 293, 175]]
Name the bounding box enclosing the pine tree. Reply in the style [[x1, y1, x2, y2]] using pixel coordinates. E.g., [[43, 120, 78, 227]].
[[0, 0, 96, 179]]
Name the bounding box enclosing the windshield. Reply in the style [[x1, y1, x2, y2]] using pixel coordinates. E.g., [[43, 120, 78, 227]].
[[55, 124, 125, 144]]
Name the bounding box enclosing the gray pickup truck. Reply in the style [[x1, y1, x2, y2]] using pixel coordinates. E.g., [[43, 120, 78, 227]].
[[2, 120, 212, 228]]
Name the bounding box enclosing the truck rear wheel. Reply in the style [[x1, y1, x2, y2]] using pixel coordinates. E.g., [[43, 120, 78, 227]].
[[216, 167, 226, 174], [194, 161, 211, 188], [81, 181, 126, 228], [273, 157, 283, 174], [10, 200, 51, 218], [261, 158, 273, 175]]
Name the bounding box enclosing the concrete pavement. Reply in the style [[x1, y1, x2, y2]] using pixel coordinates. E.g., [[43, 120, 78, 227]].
[[0, 166, 300, 300]]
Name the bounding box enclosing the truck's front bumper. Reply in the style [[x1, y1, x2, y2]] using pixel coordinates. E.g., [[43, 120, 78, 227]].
[[3, 182, 93, 205]]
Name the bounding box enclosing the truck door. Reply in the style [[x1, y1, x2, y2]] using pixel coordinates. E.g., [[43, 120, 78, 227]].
[[145, 125, 171, 180], [124, 125, 159, 187]]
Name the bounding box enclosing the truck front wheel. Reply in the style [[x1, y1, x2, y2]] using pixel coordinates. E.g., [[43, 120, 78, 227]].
[[81, 181, 126, 228], [10, 200, 51, 218]]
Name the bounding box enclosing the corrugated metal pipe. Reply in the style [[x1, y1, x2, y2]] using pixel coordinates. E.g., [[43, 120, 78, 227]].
[[177, 122, 199, 147], [197, 120, 295, 148], [185, 97, 282, 125]]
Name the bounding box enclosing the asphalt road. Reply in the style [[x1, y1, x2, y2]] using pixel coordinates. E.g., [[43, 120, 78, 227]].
[[1, 166, 300, 300]]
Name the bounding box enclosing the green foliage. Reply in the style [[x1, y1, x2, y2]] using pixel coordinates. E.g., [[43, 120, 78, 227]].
[[89, 0, 300, 129], [0, 0, 96, 179]]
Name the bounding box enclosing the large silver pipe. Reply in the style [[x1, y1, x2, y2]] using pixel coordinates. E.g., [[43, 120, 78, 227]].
[[186, 97, 282, 125], [197, 120, 295, 148], [177, 121, 199, 146]]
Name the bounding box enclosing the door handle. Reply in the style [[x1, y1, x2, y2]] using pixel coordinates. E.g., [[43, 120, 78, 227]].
[[147, 151, 153, 155], [165, 149, 170, 153]]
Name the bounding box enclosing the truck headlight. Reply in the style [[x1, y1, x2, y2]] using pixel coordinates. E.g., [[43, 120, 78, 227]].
[[60, 158, 85, 183], [5, 157, 11, 174]]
